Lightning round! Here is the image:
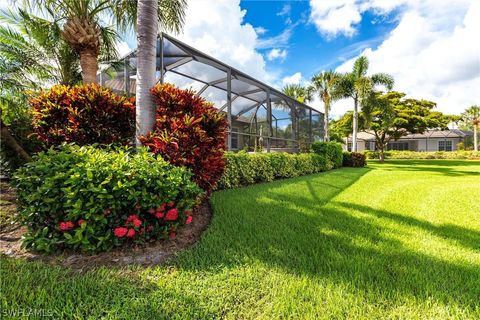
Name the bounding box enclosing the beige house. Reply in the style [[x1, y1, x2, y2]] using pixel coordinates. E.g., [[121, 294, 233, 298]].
[[344, 129, 472, 152]]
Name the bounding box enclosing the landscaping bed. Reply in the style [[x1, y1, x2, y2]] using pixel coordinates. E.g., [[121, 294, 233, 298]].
[[0, 199, 212, 271]]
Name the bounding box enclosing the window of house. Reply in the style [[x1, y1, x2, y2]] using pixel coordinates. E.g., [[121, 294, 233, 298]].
[[231, 127, 239, 150], [387, 142, 409, 151], [347, 142, 352, 152], [438, 140, 452, 151]]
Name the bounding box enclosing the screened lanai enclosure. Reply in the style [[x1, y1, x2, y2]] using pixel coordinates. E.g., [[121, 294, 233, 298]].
[[99, 33, 324, 152]]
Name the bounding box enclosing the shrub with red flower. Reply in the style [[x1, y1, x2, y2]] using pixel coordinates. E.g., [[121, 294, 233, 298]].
[[30, 84, 135, 147], [114, 227, 128, 238], [59, 221, 75, 231], [140, 83, 228, 193], [13, 145, 203, 253]]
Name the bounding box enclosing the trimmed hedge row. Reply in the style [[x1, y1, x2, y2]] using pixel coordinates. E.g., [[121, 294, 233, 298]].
[[311, 142, 343, 168], [364, 150, 480, 160], [217, 152, 330, 189], [13, 145, 203, 253]]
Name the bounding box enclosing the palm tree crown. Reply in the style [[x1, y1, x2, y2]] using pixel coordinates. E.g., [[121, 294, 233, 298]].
[[310, 70, 341, 141], [336, 55, 394, 151]]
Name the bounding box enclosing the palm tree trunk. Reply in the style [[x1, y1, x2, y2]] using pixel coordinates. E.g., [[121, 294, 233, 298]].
[[352, 96, 358, 152], [1, 119, 30, 162], [79, 50, 98, 84], [474, 124, 478, 151], [324, 103, 329, 141], [135, 0, 159, 147]]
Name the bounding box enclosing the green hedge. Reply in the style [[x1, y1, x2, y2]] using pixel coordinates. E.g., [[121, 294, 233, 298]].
[[217, 152, 329, 189], [342, 152, 367, 167], [311, 141, 343, 168], [364, 150, 480, 160], [13, 145, 203, 253]]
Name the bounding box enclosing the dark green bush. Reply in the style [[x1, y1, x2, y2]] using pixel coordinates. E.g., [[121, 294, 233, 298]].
[[311, 141, 343, 168], [343, 152, 367, 167], [13, 144, 203, 253], [217, 152, 328, 189]]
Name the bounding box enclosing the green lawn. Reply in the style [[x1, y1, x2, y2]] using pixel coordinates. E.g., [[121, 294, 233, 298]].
[[2, 160, 480, 319]]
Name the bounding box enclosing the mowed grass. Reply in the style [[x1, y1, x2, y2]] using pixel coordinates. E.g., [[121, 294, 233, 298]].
[[2, 160, 480, 319]]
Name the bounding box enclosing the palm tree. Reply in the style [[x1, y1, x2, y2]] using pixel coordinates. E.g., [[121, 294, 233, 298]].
[[0, 8, 83, 162], [310, 70, 341, 141], [281, 84, 313, 150], [461, 106, 480, 151], [28, 0, 121, 83], [0, 8, 81, 85], [133, 0, 187, 146], [336, 56, 394, 152]]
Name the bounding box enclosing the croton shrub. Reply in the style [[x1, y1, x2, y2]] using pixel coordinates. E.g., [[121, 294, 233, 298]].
[[140, 83, 228, 193], [13, 145, 203, 253], [30, 84, 135, 147], [342, 152, 367, 167], [217, 151, 328, 189]]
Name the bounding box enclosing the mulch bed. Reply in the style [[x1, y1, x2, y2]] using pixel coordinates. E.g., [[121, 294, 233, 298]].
[[0, 183, 213, 271]]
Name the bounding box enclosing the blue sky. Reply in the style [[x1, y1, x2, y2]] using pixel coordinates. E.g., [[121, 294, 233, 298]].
[[240, 0, 399, 82]]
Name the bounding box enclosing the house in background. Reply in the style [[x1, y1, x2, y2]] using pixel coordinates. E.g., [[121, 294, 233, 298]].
[[344, 129, 472, 152]]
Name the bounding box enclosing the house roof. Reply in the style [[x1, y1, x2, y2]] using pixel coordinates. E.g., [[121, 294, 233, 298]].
[[347, 129, 471, 141]]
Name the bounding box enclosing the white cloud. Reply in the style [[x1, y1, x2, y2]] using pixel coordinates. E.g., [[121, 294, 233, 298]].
[[255, 25, 294, 49], [282, 72, 303, 86], [115, 41, 131, 58], [309, 0, 406, 39], [254, 26, 268, 35], [267, 48, 287, 62], [332, 0, 480, 117], [277, 4, 291, 17], [173, 0, 268, 82]]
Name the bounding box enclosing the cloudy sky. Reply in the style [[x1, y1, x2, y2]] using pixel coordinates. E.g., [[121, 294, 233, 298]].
[[2, 0, 479, 117], [125, 0, 479, 118]]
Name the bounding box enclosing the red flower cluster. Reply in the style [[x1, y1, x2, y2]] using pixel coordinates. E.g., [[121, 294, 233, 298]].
[[165, 208, 178, 221], [114, 227, 136, 238], [127, 214, 142, 228], [114, 214, 143, 238], [59, 221, 75, 231], [147, 202, 179, 220], [140, 83, 228, 193], [30, 84, 135, 147]]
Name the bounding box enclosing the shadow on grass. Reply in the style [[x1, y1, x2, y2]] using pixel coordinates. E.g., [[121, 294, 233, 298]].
[[179, 166, 480, 310], [334, 201, 480, 251]]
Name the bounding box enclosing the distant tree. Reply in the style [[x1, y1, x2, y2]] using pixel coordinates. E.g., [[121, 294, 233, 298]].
[[281, 84, 313, 150], [329, 111, 367, 145], [363, 91, 451, 162], [336, 56, 394, 152], [460, 106, 480, 151], [310, 70, 341, 141]]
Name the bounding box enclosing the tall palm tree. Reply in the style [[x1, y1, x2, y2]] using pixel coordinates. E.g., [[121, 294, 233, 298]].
[[461, 105, 480, 151], [310, 70, 341, 141], [336, 56, 394, 151], [133, 0, 187, 146], [28, 0, 121, 83]]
